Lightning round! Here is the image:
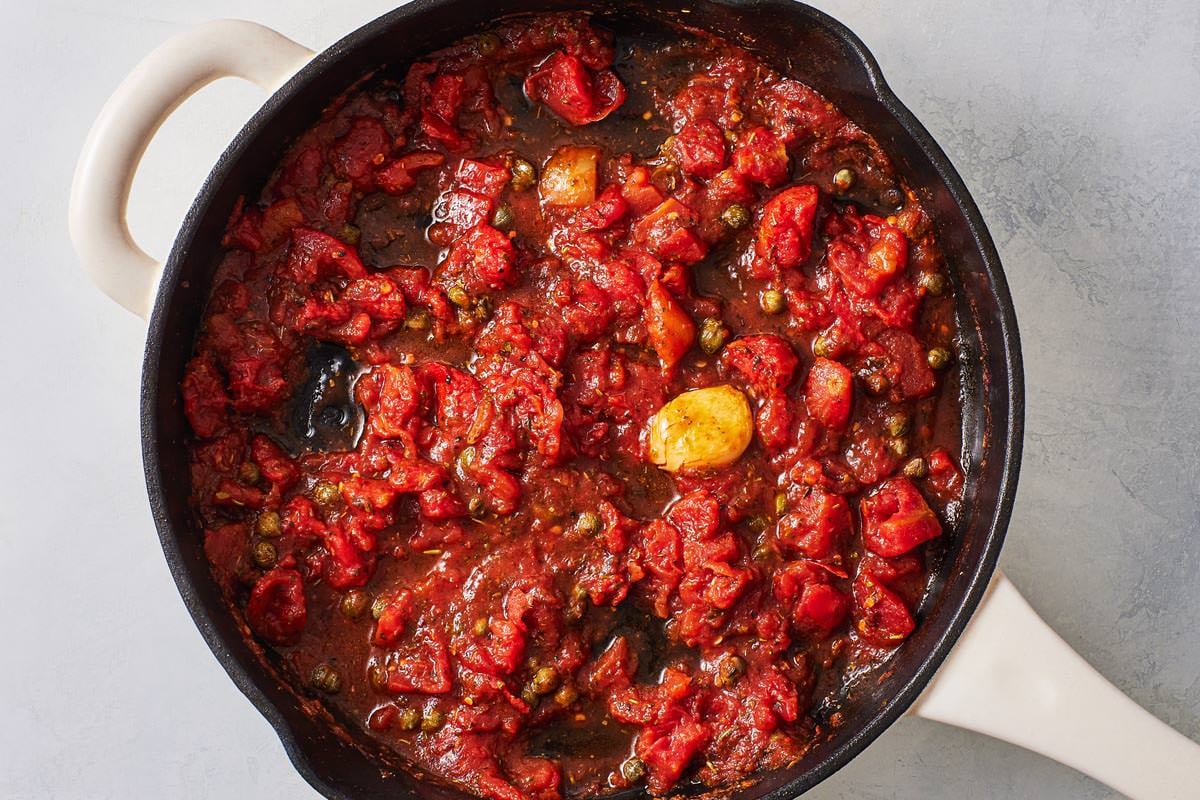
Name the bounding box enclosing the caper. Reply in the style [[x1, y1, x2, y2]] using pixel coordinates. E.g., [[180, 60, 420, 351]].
[[553, 683, 579, 706], [760, 289, 786, 315], [468, 496, 487, 520], [774, 492, 788, 515], [473, 616, 489, 636], [338, 223, 362, 245], [884, 413, 910, 438], [476, 32, 501, 56], [368, 663, 389, 691], [927, 347, 952, 370], [398, 707, 421, 731], [575, 512, 602, 536], [812, 334, 834, 359], [521, 686, 539, 706], [239, 462, 261, 484], [509, 156, 536, 191], [371, 595, 390, 621], [311, 663, 342, 694], [918, 271, 947, 296], [752, 542, 777, 562], [491, 204, 516, 231], [566, 584, 588, 621], [255, 510, 282, 537], [864, 372, 891, 395], [531, 666, 560, 695], [340, 589, 371, 620], [312, 481, 339, 506], [447, 284, 471, 308], [832, 167, 855, 193], [698, 317, 729, 355], [406, 309, 431, 331], [252, 540, 277, 569], [421, 708, 445, 732], [621, 756, 647, 783], [902, 457, 928, 479], [721, 203, 751, 229], [714, 655, 746, 688], [473, 295, 494, 322], [747, 515, 770, 534], [887, 437, 909, 459]]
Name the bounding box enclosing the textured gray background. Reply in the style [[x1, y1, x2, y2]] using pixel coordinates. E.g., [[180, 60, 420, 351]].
[[2, 0, 1197, 797]]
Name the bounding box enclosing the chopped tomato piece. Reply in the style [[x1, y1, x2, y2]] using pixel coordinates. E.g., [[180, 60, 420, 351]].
[[777, 487, 851, 560], [804, 357, 853, 429], [372, 587, 415, 646], [439, 223, 518, 290], [860, 477, 941, 557], [753, 184, 818, 278], [523, 51, 626, 125], [853, 574, 915, 646], [670, 119, 727, 178], [246, 568, 307, 645], [644, 280, 696, 368], [732, 127, 789, 187]]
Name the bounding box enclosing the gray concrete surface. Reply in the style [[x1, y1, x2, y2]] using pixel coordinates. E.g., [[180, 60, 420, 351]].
[[1, 1, 1197, 797]]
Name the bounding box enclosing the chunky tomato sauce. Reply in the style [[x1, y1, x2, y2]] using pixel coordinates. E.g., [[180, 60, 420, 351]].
[[183, 13, 965, 800]]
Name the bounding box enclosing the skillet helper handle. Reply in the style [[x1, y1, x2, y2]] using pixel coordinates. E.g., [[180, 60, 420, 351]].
[[911, 571, 1200, 799], [69, 20, 314, 319]]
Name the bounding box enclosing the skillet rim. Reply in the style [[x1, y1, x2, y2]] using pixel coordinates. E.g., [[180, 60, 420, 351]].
[[140, 2, 1024, 797]]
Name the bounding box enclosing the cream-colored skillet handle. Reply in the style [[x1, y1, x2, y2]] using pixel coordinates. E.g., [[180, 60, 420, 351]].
[[69, 20, 314, 318], [911, 571, 1200, 798]]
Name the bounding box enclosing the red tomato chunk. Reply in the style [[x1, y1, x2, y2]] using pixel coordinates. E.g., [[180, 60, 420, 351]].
[[185, 13, 964, 800]]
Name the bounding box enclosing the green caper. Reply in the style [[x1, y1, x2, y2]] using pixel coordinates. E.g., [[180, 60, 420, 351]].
[[473, 295, 494, 322], [887, 437, 909, 459], [521, 686, 539, 706], [621, 756, 647, 783], [698, 317, 729, 355], [864, 372, 891, 396], [721, 203, 751, 229], [812, 334, 834, 359], [885, 413, 910, 438], [311, 663, 342, 694], [368, 663, 389, 692], [491, 204, 516, 231], [760, 289, 786, 315], [312, 481, 339, 506], [421, 708, 445, 732], [752, 542, 777, 562], [575, 512, 602, 536], [371, 595, 390, 621], [774, 492, 788, 515], [902, 457, 928, 479], [339, 223, 362, 245], [927, 347, 952, 370], [714, 655, 746, 688], [553, 683, 579, 706], [447, 284, 471, 308], [832, 167, 855, 193], [476, 32, 501, 56], [255, 510, 282, 537], [473, 616, 490, 636], [918, 271, 947, 296], [509, 156, 537, 191], [239, 462, 261, 484], [252, 540, 277, 569], [747, 515, 770, 534], [340, 589, 371, 620], [468, 496, 487, 520], [398, 707, 421, 731], [406, 309, 431, 331], [531, 666, 560, 695]]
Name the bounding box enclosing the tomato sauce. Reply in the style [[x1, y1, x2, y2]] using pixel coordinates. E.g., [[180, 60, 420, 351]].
[[183, 13, 964, 799]]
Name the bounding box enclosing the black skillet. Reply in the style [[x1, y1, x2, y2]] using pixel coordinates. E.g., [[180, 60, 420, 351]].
[[70, 1, 1024, 797]]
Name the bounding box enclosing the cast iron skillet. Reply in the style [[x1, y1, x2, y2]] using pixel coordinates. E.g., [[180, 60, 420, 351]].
[[135, 1, 1023, 797]]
